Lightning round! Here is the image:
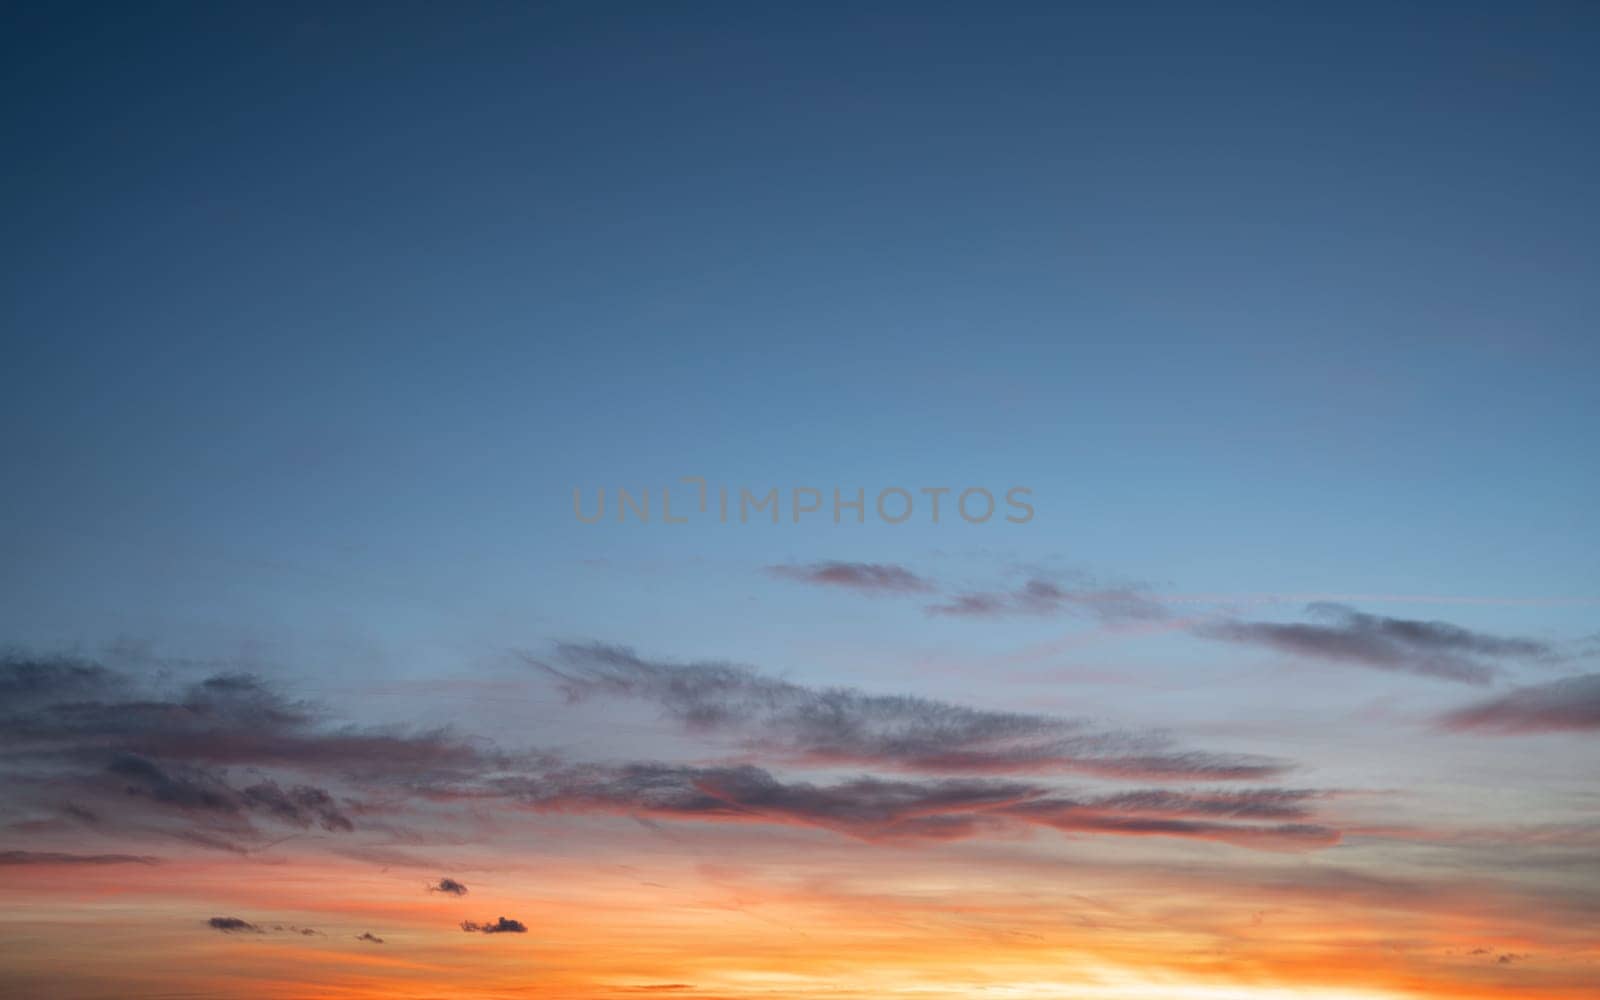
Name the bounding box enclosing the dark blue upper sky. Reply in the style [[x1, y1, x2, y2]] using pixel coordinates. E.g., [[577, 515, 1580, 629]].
[[3, 3, 1596, 671]]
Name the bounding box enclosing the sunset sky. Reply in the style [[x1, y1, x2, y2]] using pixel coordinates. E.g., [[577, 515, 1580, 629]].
[[3, 4, 1599, 999]]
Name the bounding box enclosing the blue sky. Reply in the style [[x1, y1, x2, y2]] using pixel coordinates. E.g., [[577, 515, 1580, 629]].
[[5, 3, 1595, 670]]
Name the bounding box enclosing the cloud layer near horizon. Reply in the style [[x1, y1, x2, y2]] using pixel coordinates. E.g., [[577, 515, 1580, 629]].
[[1, 650, 1335, 856], [2, 633, 1595, 998]]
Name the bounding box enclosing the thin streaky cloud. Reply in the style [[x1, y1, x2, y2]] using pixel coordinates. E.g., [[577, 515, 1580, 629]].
[[767, 561, 935, 594], [0, 850, 161, 866], [1194, 603, 1554, 684], [530, 642, 1287, 781], [1440, 674, 1600, 733], [1158, 592, 1600, 609], [502, 761, 1337, 851], [927, 578, 1169, 624]]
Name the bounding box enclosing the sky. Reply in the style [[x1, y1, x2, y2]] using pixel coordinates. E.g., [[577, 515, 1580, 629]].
[[2, 3, 1598, 998]]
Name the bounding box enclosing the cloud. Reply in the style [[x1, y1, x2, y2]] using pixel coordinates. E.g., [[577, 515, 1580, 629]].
[[926, 578, 1169, 623], [207, 916, 262, 933], [531, 643, 1285, 781], [239, 780, 354, 833], [0, 656, 522, 785], [510, 762, 1034, 839], [0, 654, 124, 708], [767, 562, 934, 594], [765, 566, 1171, 622], [1079, 788, 1322, 821], [0, 647, 1323, 859], [0, 654, 530, 847], [206, 918, 325, 937], [504, 760, 1335, 851], [1195, 603, 1553, 684], [355, 932, 384, 944], [0, 850, 159, 866], [461, 916, 527, 934], [105, 753, 353, 832], [1000, 793, 1339, 851], [1440, 674, 1600, 733], [430, 877, 469, 895]]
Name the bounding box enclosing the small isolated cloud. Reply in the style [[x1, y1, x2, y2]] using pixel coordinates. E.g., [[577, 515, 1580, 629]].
[[927, 578, 1167, 624], [1196, 603, 1553, 684], [355, 932, 384, 944], [767, 561, 933, 594], [429, 877, 468, 895], [207, 916, 261, 933], [461, 916, 527, 934], [1440, 673, 1600, 733]]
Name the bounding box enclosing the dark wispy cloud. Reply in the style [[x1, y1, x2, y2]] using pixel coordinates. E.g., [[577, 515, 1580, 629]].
[[238, 779, 353, 832], [997, 787, 1336, 851], [1195, 603, 1553, 684], [0, 654, 532, 849], [767, 561, 934, 594], [207, 916, 261, 933], [1079, 788, 1322, 821], [355, 932, 384, 944], [507, 763, 1035, 840], [461, 916, 527, 934], [107, 753, 354, 832], [927, 578, 1168, 624], [0, 655, 125, 707], [531, 643, 1284, 781], [0, 656, 523, 785], [430, 877, 469, 895], [1440, 674, 1600, 733], [0, 850, 159, 866], [205, 918, 325, 937], [501, 760, 1335, 851]]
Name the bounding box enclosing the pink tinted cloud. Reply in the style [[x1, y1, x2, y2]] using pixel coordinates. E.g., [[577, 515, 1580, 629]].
[[1440, 673, 1600, 733]]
